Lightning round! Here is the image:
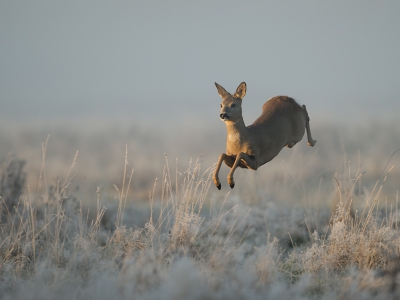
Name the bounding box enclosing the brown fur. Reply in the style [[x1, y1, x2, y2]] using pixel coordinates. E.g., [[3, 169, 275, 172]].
[[213, 82, 316, 189]]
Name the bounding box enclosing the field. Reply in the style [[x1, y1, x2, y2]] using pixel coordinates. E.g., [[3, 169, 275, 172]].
[[1, 115, 400, 299]]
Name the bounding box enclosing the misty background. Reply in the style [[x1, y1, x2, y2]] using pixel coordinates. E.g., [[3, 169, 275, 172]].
[[3, 3, 400, 299], [1, 0, 400, 200], [1, 1, 399, 122]]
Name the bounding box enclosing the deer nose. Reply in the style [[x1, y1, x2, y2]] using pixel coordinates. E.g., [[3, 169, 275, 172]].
[[220, 113, 228, 120]]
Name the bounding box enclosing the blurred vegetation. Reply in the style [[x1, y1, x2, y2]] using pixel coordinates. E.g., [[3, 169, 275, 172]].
[[0, 116, 399, 299]]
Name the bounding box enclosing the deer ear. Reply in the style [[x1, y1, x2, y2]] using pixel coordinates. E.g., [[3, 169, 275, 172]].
[[215, 82, 230, 98], [233, 82, 246, 99]]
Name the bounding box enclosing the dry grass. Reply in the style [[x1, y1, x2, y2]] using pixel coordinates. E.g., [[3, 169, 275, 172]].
[[0, 117, 399, 299]]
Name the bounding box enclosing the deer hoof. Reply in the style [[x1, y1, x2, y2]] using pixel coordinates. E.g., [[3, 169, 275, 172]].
[[217, 184, 221, 190], [230, 183, 235, 189], [308, 140, 317, 147]]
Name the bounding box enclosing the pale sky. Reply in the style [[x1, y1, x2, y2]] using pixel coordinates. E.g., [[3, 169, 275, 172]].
[[1, 0, 399, 121]]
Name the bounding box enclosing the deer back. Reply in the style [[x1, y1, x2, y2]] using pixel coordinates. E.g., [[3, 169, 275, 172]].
[[247, 96, 307, 165]]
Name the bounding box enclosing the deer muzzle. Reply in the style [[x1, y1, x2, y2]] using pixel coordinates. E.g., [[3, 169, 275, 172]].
[[220, 113, 229, 121]]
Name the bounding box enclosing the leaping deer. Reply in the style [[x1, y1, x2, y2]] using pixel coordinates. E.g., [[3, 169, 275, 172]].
[[213, 82, 316, 190]]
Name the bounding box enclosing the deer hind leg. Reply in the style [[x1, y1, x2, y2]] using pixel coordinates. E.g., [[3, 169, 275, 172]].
[[227, 153, 258, 189], [213, 153, 235, 190], [302, 105, 317, 147], [286, 142, 296, 148]]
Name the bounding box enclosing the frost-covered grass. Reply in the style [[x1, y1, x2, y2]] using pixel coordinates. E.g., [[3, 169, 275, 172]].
[[0, 118, 400, 299]]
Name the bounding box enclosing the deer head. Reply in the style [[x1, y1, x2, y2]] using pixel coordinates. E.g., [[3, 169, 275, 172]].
[[215, 82, 246, 124]]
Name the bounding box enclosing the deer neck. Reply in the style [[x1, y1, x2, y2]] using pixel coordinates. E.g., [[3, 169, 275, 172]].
[[225, 118, 249, 145]]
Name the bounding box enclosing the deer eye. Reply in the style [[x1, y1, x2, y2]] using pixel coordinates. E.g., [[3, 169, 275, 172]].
[[220, 104, 222, 108]]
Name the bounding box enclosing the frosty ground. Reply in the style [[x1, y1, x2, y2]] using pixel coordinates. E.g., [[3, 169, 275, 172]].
[[0, 116, 399, 299]]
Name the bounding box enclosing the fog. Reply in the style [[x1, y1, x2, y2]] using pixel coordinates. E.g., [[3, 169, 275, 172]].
[[1, 1, 399, 121], [1, 3, 400, 298]]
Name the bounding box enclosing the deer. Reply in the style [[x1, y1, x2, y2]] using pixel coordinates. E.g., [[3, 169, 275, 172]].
[[213, 82, 316, 190]]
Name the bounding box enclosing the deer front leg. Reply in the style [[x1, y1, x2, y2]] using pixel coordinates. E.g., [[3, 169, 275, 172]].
[[213, 153, 235, 190], [227, 153, 258, 189]]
